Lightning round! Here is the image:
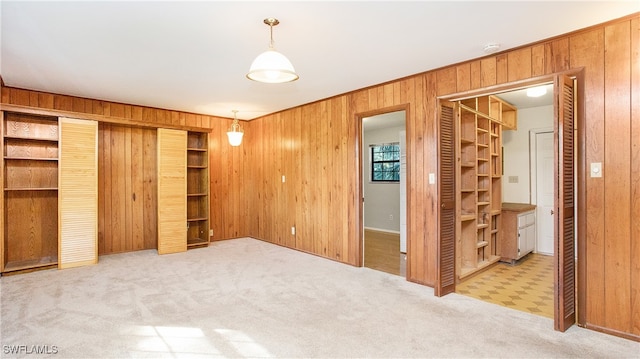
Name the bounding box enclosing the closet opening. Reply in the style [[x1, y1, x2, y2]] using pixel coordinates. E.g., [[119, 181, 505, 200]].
[[436, 74, 580, 332], [359, 110, 407, 277]]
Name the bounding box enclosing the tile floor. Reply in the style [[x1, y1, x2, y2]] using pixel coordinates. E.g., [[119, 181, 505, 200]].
[[456, 253, 554, 318]]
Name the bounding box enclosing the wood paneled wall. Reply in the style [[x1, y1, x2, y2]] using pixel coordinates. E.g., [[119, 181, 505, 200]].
[[243, 13, 639, 340], [0, 86, 240, 254], [98, 123, 158, 254]]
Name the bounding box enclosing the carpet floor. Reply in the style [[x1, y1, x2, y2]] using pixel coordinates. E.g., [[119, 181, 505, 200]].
[[1, 237, 638, 358]]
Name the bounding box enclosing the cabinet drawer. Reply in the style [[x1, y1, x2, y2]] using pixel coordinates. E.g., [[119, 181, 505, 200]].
[[518, 211, 535, 227]]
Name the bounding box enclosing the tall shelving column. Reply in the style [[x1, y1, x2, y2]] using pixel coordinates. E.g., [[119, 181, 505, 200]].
[[489, 120, 502, 260], [457, 98, 502, 280], [2, 113, 59, 273], [457, 100, 478, 276], [186, 131, 210, 248], [476, 112, 492, 270]]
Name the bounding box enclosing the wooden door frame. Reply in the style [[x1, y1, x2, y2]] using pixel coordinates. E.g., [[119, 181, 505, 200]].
[[435, 69, 586, 330], [355, 105, 410, 273]]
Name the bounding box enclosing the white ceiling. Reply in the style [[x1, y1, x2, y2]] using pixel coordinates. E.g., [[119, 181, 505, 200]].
[[1, 1, 637, 120]]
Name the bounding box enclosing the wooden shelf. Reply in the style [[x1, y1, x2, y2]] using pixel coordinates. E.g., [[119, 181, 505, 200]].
[[4, 156, 58, 161], [187, 238, 209, 248], [456, 99, 509, 282], [3, 257, 58, 273], [186, 131, 209, 250], [459, 255, 501, 280], [3, 135, 58, 142], [3, 113, 60, 274], [5, 187, 58, 191], [461, 214, 476, 222]]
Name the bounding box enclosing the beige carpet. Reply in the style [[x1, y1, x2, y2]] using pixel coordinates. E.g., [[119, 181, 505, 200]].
[[1, 237, 638, 358]]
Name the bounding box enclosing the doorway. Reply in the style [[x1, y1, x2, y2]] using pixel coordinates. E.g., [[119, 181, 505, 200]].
[[361, 110, 407, 277], [438, 75, 579, 331], [455, 86, 555, 318]]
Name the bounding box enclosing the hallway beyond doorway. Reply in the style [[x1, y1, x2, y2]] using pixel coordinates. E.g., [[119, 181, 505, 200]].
[[363, 229, 406, 277]]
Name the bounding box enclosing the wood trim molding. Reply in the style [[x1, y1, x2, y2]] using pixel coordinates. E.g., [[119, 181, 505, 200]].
[[0, 103, 211, 133]]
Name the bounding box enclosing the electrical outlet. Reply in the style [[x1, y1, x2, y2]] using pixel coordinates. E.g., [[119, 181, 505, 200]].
[[508, 176, 518, 183], [209, 229, 213, 236], [291, 226, 296, 235], [389, 214, 393, 220], [282, 175, 286, 183]]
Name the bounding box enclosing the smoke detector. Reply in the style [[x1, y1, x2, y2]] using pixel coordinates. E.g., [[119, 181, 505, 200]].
[[483, 43, 501, 54]]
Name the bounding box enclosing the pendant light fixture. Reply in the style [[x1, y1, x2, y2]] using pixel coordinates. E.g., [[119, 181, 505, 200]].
[[227, 110, 244, 146], [246, 18, 299, 83]]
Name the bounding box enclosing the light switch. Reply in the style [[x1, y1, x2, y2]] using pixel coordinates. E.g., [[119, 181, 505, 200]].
[[590, 162, 602, 178], [282, 175, 286, 183], [428, 173, 435, 184]]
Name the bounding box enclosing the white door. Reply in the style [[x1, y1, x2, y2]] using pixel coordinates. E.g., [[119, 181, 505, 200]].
[[535, 131, 554, 255]]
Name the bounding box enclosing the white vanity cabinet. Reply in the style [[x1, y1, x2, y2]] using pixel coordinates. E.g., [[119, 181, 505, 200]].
[[499, 203, 536, 263]]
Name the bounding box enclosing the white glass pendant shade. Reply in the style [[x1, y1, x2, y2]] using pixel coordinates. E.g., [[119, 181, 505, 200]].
[[227, 110, 244, 146], [247, 49, 299, 83], [227, 130, 243, 146], [247, 18, 299, 84]]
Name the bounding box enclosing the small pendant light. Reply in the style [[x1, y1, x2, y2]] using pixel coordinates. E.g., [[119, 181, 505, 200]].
[[227, 110, 244, 146], [247, 18, 299, 83]]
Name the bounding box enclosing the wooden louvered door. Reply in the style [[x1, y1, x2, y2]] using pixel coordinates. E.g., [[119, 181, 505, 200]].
[[436, 101, 456, 296], [157, 128, 187, 255], [58, 117, 98, 269], [554, 74, 576, 331]]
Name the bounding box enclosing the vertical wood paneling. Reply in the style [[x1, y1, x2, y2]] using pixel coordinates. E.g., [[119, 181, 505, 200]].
[[495, 54, 508, 84], [470, 60, 482, 89], [603, 20, 632, 334], [480, 57, 497, 88], [531, 44, 546, 77], [143, 129, 158, 249], [569, 27, 606, 327], [456, 63, 471, 92], [631, 16, 640, 338], [98, 124, 157, 254], [507, 48, 532, 82], [545, 38, 570, 74], [131, 128, 144, 250]]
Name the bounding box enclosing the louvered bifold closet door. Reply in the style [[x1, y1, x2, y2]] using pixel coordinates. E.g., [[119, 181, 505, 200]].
[[436, 102, 456, 296], [157, 128, 187, 254], [58, 118, 98, 269], [554, 75, 576, 331]]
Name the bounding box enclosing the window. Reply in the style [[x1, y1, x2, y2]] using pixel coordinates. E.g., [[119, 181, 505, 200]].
[[370, 143, 400, 182]]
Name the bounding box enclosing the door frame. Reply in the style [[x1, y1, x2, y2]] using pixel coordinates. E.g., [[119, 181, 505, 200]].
[[355, 105, 410, 275], [435, 69, 586, 331]]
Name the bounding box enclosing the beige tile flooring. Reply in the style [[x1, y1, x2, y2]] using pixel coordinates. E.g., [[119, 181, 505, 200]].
[[456, 253, 554, 318]]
